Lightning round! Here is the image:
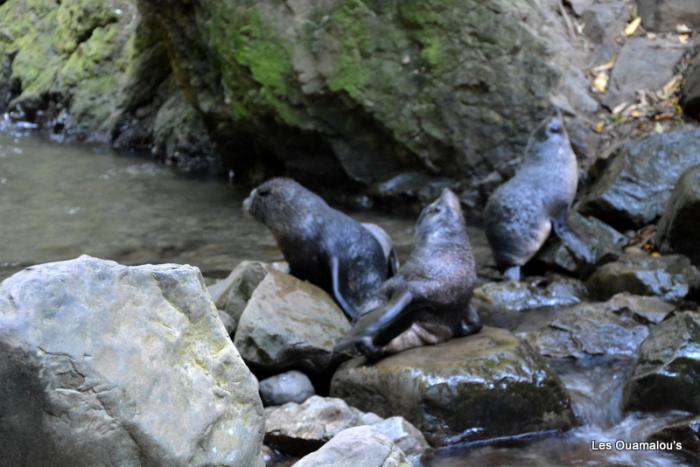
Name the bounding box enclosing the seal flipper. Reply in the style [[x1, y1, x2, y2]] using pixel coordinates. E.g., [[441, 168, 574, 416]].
[[457, 303, 483, 337], [330, 256, 359, 321], [552, 210, 594, 263], [334, 290, 413, 355]]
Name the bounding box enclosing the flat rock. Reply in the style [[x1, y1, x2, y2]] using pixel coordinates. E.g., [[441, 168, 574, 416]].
[[536, 212, 628, 273], [656, 165, 700, 265], [581, 129, 700, 229], [523, 301, 650, 359], [638, 0, 700, 32], [208, 260, 288, 333], [472, 277, 587, 312], [605, 292, 676, 324], [292, 426, 411, 467], [264, 396, 425, 457], [586, 253, 699, 301], [233, 270, 351, 373], [0, 256, 264, 467], [602, 36, 686, 109], [623, 312, 700, 413], [648, 416, 700, 464], [330, 327, 575, 446], [259, 370, 315, 406]]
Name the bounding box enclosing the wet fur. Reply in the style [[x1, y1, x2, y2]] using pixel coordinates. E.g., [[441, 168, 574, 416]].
[[484, 114, 592, 279], [335, 189, 482, 358], [243, 177, 395, 321]]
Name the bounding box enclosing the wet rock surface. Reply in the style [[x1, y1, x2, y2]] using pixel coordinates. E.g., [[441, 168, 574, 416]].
[[472, 277, 588, 313], [581, 129, 700, 229], [523, 301, 650, 359], [292, 425, 411, 467], [656, 165, 700, 265], [648, 416, 700, 464], [624, 312, 700, 414], [0, 256, 264, 467], [233, 270, 351, 373], [259, 370, 316, 407], [586, 253, 699, 301], [331, 327, 575, 446]]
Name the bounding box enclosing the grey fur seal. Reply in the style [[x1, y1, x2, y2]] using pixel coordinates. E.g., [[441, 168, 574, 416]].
[[335, 189, 481, 358], [484, 114, 593, 280], [243, 177, 397, 320]]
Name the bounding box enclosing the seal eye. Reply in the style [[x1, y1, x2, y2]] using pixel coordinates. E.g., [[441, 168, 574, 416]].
[[258, 188, 271, 197]]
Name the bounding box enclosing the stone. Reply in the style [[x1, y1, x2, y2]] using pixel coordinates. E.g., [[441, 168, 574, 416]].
[[638, 0, 700, 32], [648, 416, 700, 464], [370, 416, 429, 459], [581, 129, 700, 229], [536, 212, 628, 273], [586, 253, 699, 301], [605, 293, 676, 324], [623, 312, 700, 413], [656, 165, 700, 265], [524, 302, 650, 359], [208, 260, 285, 333], [292, 426, 411, 467], [472, 277, 588, 313], [602, 37, 687, 109], [233, 270, 351, 373], [0, 256, 264, 467], [682, 58, 700, 117], [259, 370, 315, 406], [331, 327, 575, 446]]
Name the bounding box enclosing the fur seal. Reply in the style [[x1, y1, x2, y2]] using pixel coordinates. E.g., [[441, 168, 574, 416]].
[[484, 113, 593, 280], [243, 177, 397, 321], [335, 189, 482, 358]]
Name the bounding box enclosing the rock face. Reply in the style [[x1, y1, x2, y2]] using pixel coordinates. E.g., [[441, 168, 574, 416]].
[[0, 256, 264, 467], [259, 370, 315, 406], [331, 327, 575, 446], [292, 426, 411, 467], [586, 253, 699, 301], [472, 277, 587, 313], [656, 165, 700, 265], [682, 58, 700, 117], [524, 301, 650, 359], [624, 312, 700, 414], [581, 129, 700, 230], [648, 416, 700, 464], [233, 270, 351, 373], [637, 0, 700, 32]]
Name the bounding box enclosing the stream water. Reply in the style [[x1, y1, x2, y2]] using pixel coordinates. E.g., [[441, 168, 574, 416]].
[[0, 122, 692, 466]]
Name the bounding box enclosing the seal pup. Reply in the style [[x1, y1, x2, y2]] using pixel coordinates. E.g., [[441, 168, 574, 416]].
[[484, 113, 593, 281], [335, 189, 481, 358], [243, 177, 397, 321]]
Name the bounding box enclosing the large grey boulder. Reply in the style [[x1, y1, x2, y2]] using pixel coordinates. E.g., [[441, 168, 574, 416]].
[[233, 270, 351, 373], [656, 165, 700, 265], [0, 256, 264, 467], [624, 312, 700, 414], [292, 426, 412, 467], [581, 129, 700, 229], [586, 253, 699, 301], [331, 327, 575, 446]]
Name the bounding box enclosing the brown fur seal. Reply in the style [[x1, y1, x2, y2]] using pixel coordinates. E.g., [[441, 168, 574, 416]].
[[335, 189, 481, 358], [484, 113, 593, 280], [243, 177, 397, 321]]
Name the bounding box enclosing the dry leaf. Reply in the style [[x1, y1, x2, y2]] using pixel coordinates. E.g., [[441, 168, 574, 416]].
[[630, 110, 641, 119], [593, 72, 609, 93], [650, 251, 661, 258], [676, 24, 692, 33], [591, 56, 616, 74], [624, 17, 642, 36], [593, 121, 605, 133], [679, 34, 689, 44]]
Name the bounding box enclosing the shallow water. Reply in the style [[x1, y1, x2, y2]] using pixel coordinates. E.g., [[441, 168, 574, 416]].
[[1, 123, 690, 467]]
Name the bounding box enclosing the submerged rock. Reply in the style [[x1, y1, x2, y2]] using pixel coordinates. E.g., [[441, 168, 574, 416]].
[[331, 327, 575, 446], [536, 212, 628, 273], [264, 396, 426, 458], [233, 270, 351, 373], [656, 165, 700, 265], [648, 416, 700, 464], [581, 129, 700, 229], [0, 256, 264, 467], [624, 312, 700, 413], [292, 426, 412, 467], [524, 301, 650, 359], [586, 253, 699, 301], [259, 370, 315, 407], [472, 277, 588, 313]]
